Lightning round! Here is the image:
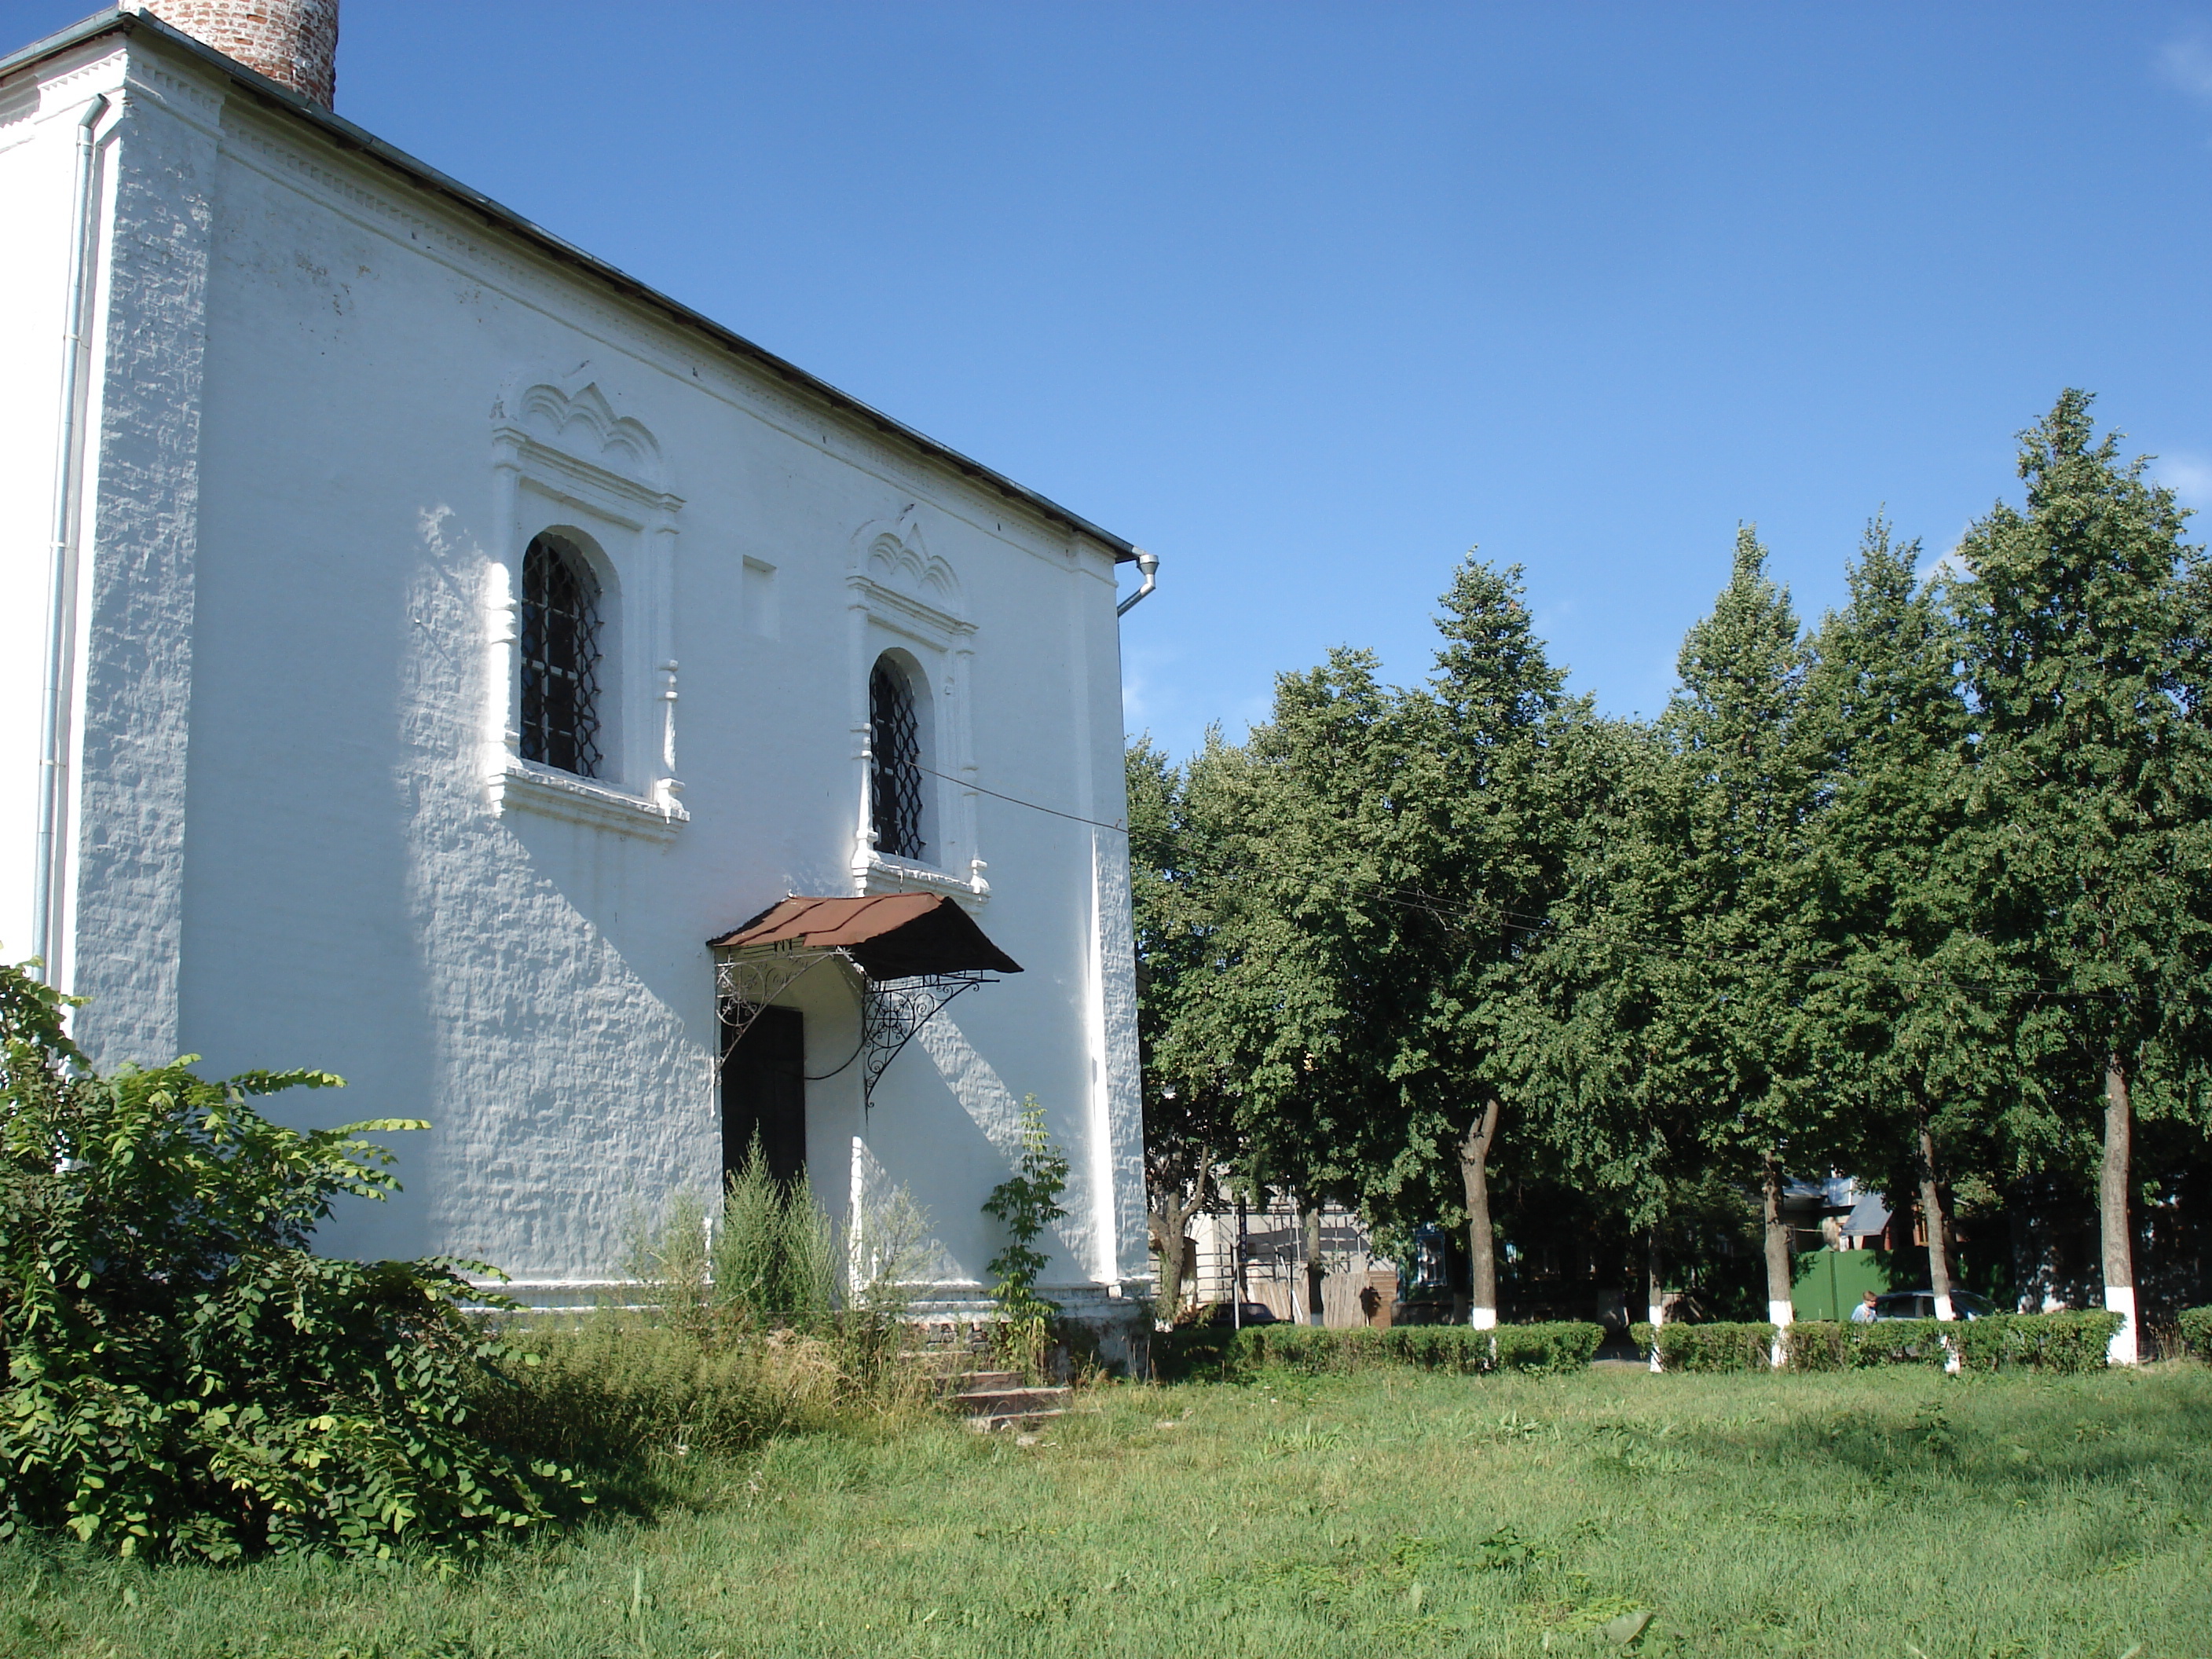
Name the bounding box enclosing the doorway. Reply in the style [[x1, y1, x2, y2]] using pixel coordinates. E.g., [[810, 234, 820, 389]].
[[722, 1005, 806, 1187]]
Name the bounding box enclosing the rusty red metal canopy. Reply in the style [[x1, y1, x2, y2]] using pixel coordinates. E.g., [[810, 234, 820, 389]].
[[707, 894, 1022, 980]]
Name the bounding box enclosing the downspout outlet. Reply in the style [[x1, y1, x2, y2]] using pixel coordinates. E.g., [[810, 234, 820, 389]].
[[1115, 548, 1159, 617]]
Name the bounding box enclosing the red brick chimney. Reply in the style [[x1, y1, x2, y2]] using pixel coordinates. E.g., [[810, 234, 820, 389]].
[[141, 1, 340, 108]]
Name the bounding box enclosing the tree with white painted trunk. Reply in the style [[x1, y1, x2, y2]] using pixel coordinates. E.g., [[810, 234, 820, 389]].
[[1947, 392, 2212, 1366], [1298, 1198, 1327, 1327], [1489, 714, 1710, 1350], [1660, 529, 1832, 1359], [1388, 559, 1584, 1331], [1796, 520, 1990, 1350]]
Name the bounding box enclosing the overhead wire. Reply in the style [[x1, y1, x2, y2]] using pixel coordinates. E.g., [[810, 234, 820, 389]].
[[915, 763, 1127, 833], [906, 764, 2133, 1004]]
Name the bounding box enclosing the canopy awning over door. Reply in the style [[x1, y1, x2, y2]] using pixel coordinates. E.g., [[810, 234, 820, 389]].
[[707, 892, 1022, 979], [707, 893, 1020, 1105]]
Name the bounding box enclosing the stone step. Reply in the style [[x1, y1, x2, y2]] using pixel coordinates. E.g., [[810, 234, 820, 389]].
[[965, 1407, 1068, 1434], [932, 1368, 1022, 1396], [950, 1385, 1069, 1418], [899, 1349, 992, 1375]]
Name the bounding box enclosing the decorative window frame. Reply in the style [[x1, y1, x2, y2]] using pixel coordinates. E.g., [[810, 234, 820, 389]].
[[485, 377, 687, 838], [846, 513, 985, 904]]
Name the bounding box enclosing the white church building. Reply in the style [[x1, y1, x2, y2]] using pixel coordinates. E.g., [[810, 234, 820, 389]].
[[0, 2, 1157, 1358]]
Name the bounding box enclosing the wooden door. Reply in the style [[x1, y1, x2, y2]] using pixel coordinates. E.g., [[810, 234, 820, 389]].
[[723, 1005, 806, 1187]]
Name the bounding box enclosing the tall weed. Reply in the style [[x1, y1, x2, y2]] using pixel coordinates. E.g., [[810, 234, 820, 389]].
[[711, 1146, 841, 1328], [514, 1152, 940, 1480]]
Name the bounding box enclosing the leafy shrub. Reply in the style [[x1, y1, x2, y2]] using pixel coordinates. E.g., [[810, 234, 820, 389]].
[[627, 1145, 841, 1339], [981, 1101, 1068, 1379], [1157, 1321, 1602, 1379], [1629, 1312, 2122, 1374], [709, 1142, 841, 1328], [1774, 1320, 1849, 1371], [1493, 1323, 1607, 1372], [1222, 1326, 1383, 1374], [0, 959, 579, 1562], [2177, 1306, 2212, 1361]]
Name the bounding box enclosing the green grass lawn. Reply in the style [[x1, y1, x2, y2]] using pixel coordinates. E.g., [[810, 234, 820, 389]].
[[5, 1361, 2208, 1658]]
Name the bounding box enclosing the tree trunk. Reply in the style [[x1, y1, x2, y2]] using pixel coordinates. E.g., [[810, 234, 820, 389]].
[[1145, 1203, 1185, 1326], [1234, 1196, 1249, 1325], [1645, 1220, 1665, 1374], [1914, 1105, 1961, 1371], [2010, 1174, 2075, 1312], [1761, 1153, 1793, 1367], [1145, 1148, 1210, 1327], [2102, 1053, 2138, 1365], [1915, 1107, 1955, 1321], [1302, 1201, 1325, 1328], [1461, 1098, 1502, 1331]]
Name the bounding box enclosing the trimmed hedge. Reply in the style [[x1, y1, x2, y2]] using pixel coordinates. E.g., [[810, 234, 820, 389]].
[[1782, 1320, 1947, 1372], [1629, 1311, 2122, 1374], [1155, 1321, 1602, 1381], [2177, 1306, 2212, 1360], [1630, 1320, 1777, 1373], [1956, 1311, 2122, 1372]]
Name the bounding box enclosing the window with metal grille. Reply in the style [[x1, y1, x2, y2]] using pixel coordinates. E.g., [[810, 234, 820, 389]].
[[519, 533, 604, 778], [870, 655, 925, 861]]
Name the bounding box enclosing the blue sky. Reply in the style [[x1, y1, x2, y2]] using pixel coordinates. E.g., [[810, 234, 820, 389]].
[[14, 2, 2212, 757]]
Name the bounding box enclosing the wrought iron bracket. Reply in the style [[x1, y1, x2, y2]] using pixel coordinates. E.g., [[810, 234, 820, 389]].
[[713, 947, 840, 1053], [857, 973, 994, 1105], [712, 946, 994, 1104]]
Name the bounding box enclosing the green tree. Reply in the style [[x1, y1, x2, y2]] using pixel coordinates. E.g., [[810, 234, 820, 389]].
[[1661, 526, 1826, 1348], [1133, 650, 1446, 1320], [1126, 735, 1227, 1321], [1361, 559, 1581, 1328], [1948, 390, 2212, 1362], [1797, 518, 1988, 1326], [982, 1101, 1070, 1377], [1492, 714, 1701, 1339], [1211, 652, 1428, 1295]]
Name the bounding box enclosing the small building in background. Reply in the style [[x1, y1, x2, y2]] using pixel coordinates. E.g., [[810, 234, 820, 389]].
[[1183, 1198, 1400, 1328]]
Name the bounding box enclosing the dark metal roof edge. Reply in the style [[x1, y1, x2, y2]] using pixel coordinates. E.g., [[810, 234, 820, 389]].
[[1, 8, 1139, 563]]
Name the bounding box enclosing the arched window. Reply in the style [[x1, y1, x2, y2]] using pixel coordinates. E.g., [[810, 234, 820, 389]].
[[870, 654, 925, 861], [519, 533, 603, 778]]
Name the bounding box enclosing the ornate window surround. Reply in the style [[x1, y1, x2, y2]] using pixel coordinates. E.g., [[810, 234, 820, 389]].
[[485, 377, 687, 838], [846, 513, 985, 904]]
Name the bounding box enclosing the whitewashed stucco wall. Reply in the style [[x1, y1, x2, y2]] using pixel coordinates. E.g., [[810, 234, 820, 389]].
[[0, 27, 1148, 1317]]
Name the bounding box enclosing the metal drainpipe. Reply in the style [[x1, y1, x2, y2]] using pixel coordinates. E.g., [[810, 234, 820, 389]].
[[34, 93, 111, 983], [1115, 548, 1159, 617]]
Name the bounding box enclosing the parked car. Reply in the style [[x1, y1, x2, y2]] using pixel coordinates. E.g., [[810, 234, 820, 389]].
[[1871, 1289, 1994, 1320], [1200, 1302, 1282, 1328]]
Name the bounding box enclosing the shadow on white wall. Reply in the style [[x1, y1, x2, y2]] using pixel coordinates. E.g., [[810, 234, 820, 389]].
[[914, 1012, 1091, 1276]]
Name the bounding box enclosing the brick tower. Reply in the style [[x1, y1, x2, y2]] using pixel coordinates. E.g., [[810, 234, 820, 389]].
[[141, 0, 339, 107]]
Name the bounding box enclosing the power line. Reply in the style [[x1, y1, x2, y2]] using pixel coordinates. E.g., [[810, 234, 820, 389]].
[[916, 764, 1127, 834], [941, 770, 2137, 1003]]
